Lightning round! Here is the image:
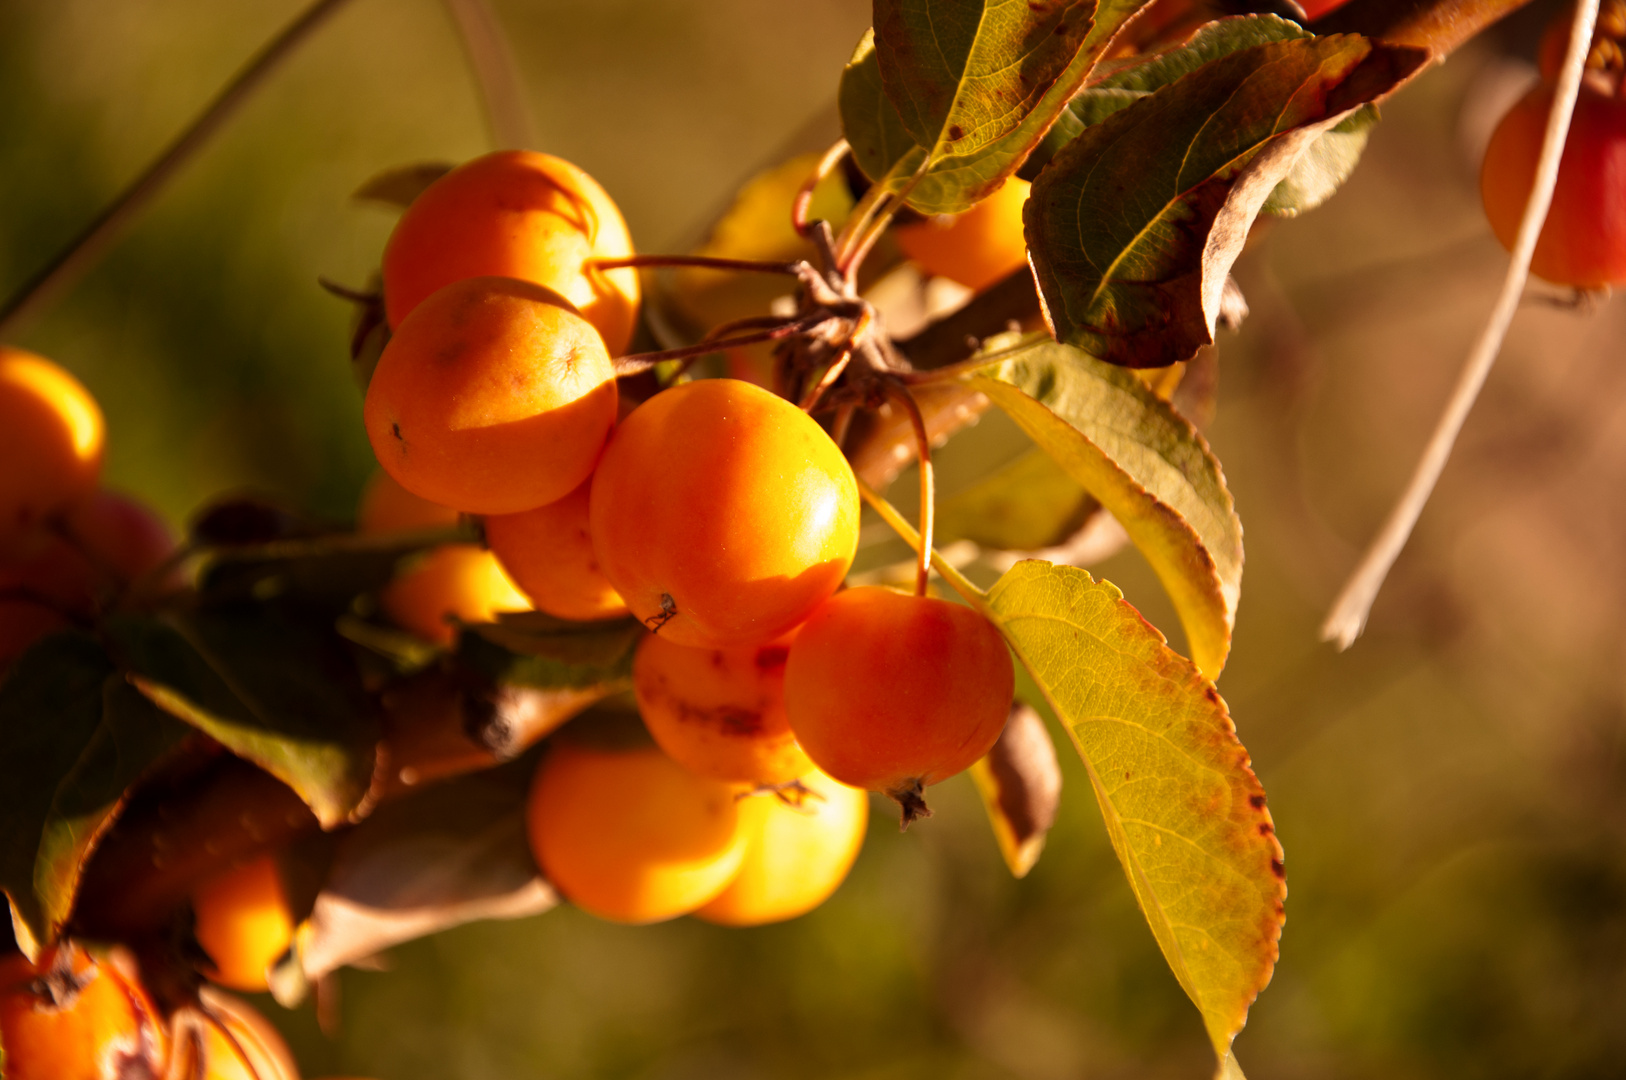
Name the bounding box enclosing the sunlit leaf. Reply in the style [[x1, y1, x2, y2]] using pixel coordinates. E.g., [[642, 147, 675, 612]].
[[966, 334, 1242, 678], [1024, 33, 1424, 367], [969, 702, 1062, 877], [108, 610, 381, 828], [842, 0, 1155, 214], [936, 447, 1096, 551], [986, 560, 1283, 1073]]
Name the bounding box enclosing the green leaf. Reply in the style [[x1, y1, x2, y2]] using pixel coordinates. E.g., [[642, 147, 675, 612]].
[[197, 523, 477, 610], [461, 612, 642, 690], [936, 447, 1097, 551], [1024, 33, 1424, 367], [842, 0, 1156, 214], [108, 610, 381, 828], [986, 560, 1283, 1072], [1260, 105, 1378, 216], [967, 334, 1242, 678], [352, 162, 453, 208]]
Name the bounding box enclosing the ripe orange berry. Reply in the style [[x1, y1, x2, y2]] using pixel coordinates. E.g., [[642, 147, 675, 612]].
[[589, 379, 859, 648], [0, 347, 104, 550], [1480, 79, 1626, 288], [784, 587, 1014, 820], [0, 941, 168, 1080], [892, 177, 1031, 292], [694, 768, 868, 926], [526, 737, 759, 924], [357, 471, 529, 645], [190, 853, 295, 993], [363, 276, 619, 515], [170, 987, 300, 1080], [382, 150, 640, 354], [484, 477, 629, 621], [633, 630, 811, 785]]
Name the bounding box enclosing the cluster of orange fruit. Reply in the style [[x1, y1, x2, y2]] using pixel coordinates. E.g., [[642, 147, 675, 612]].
[[356, 150, 1018, 926]]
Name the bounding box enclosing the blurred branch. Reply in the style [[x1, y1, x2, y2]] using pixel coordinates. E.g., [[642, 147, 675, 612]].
[[0, 0, 356, 342], [441, 0, 538, 150], [1321, 0, 1600, 650]]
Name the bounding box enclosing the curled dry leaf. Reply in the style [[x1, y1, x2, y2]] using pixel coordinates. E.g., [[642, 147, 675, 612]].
[[969, 702, 1063, 878]]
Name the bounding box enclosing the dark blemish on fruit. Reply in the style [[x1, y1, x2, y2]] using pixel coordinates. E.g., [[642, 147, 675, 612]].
[[1258, 822, 1274, 836], [1249, 794, 1266, 809], [645, 593, 678, 633], [1270, 858, 1286, 879], [392, 423, 402, 441], [755, 645, 789, 670]]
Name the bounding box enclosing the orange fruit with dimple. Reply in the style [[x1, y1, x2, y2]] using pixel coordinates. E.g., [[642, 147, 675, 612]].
[[0, 347, 104, 550], [190, 853, 295, 993], [382, 150, 640, 354], [0, 941, 168, 1080], [695, 768, 869, 926], [357, 471, 530, 645], [893, 177, 1031, 292], [589, 378, 859, 649], [784, 586, 1013, 817], [484, 477, 628, 621], [633, 630, 810, 785], [363, 276, 619, 516], [526, 738, 760, 924]]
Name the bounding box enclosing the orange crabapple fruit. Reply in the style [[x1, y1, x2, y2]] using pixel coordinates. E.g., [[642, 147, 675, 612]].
[[363, 276, 618, 516], [483, 476, 628, 621], [382, 149, 640, 355], [588, 378, 859, 649], [694, 767, 868, 926], [357, 470, 529, 645], [525, 737, 763, 924], [189, 853, 295, 994], [0, 346, 104, 552], [632, 629, 811, 786], [0, 941, 168, 1080], [783, 586, 1015, 822], [892, 177, 1031, 293]]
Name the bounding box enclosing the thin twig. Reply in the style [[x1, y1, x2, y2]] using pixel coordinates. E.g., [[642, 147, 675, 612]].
[[441, 0, 537, 149], [792, 140, 851, 238], [884, 381, 935, 596], [612, 316, 831, 376], [902, 329, 1050, 385], [587, 254, 806, 275], [0, 0, 356, 341], [1320, 0, 1601, 650], [799, 347, 854, 413], [856, 479, 987, 611]]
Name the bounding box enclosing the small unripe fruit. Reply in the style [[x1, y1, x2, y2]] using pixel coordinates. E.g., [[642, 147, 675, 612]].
[[364, 276, 618, 515]]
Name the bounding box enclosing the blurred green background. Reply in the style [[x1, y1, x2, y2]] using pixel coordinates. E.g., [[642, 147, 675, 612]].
[[4, 1, 1625, 1077]]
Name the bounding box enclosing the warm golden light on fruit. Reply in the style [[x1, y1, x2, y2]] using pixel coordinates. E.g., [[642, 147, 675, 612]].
[[357, 471, 530, 645], [785, 587, 1014, 817], [526, 737, 759, 924], [484, 477, 628, 621], [190, 853, 295, 993], [363, 276, 618, 515], [0, 942, 168, 1080], [589, 379, 859, 648], [382, 150, 640, 354], [893, 177, 1031, 292], [695, 768, 868, 926], [633, 630, 811, 785], [0, 347, 105, 549], [169, 988, 300, 1080]]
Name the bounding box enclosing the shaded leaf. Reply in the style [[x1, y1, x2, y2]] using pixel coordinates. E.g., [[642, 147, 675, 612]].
[[108, 610, 381, 828], [1312, 0, 1534, 58], [352, 162, 454, 208], [967, 334, 1242, 678], [1024, 33, 1425, 367], [293, 760, 555, 986], [986, 560, 1283, 1072], [843, 0, 1154, 214], [937, 447, 1096, 551], [846, 381, 992, 490], [969, 702, 1062, 877]]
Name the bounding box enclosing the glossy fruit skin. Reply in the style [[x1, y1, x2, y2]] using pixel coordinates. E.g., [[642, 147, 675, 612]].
[[484, 476, 628, 621], [364, 276, 619, 515], [1480, 79, 1626, 288], [784, 587, 1014, 796], [357, 471, 529, 645], [190, 853, 294, 993], [0, 347, 104, 551], [694, 768, 868, 926], [589, 379, 859, 649], [526, 739, 758, 924], [633, 630, 811, 785], [0, 941, 168, 1080], [382, 150, 640, 354], [892, 177, 1031, 292]]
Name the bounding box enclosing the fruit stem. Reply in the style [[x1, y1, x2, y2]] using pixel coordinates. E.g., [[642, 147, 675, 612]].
[[855, 480, 991, 614], [792, 140, 852, 238], [1320, 0, 1601, 650], [884, 382, 935, 597], [0, 0, 356, 341], [612, 314, 833, 376], [902, 330, 1051, 385], [587, 254, 809, 276], [442, 0, 538, 150]]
